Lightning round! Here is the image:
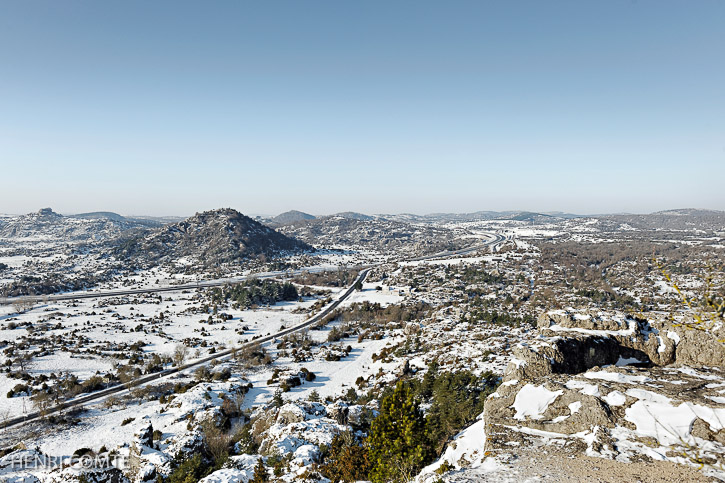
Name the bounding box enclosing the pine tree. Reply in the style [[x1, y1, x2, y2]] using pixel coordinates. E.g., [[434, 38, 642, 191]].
[[251, 457, 268, 482], [367, 381, 432, 483], [321, 433, 370, 482]]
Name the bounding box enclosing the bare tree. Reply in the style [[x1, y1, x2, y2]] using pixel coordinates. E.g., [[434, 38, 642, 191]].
[[202, 420, 232, 465], [0, 407, 11, 426], [173, 344, 189, 366], [31, 391, 53, 419], [15, 350, 33, 373], [13, 297, 35, 314]]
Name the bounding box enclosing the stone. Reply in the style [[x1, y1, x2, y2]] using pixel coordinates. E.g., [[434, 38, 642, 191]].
[[673, 325, 725, 367], [135, 423, 154, 448], [277, 403, 306, 425]]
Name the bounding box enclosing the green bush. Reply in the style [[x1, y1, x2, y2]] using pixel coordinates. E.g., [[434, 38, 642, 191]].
[[414, 364, 499, 453], [321, 434, 370, 483], [360, 366, 500, 482], [210, 280, 298, 309], [168, 453, 209, 483], [251, 457, 269, 482], [367, 381, 431, 483], [232, 423, 259, 454]]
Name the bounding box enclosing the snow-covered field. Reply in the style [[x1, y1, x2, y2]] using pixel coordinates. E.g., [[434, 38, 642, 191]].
[[1, 213, 723, 482]]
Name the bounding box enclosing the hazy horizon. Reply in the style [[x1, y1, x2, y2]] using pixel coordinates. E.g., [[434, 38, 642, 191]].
[[2, 1, 724, 215], [1, 205, 722, 220]]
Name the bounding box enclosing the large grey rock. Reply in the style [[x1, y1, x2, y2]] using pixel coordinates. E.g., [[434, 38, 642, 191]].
[[537, 309, 627, 331], [327, 402, 349, 425], [504, 336, 643, 382], [487, 308, 725, 472], [277, 403, 306, 425], [536, 309, 724, 369], [484, 366, 725, 467], [674, 325, 725, 367], [485, 380, 614, 436]]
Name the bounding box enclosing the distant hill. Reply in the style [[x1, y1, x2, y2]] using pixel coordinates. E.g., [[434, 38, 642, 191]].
[[131, 215, 187, 224], [505, 211, 558, 222], [276, 214, 465, 255], [70, 211, 164, 228], [332, 211, 375, 221], [597, 209, 725, 232], [652, 208, 723, 217], [541, 211, 586, 219], [381, 211, 581, 223], [70, 211, 127, 222], [268, 210, 316, 226], [0, 208, 154, 242], [114, 208, 312, 267]]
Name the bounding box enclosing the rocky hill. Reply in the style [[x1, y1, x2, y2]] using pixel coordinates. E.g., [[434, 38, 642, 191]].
[[114, 208, 312, 267], [0, 208, 153, 242]]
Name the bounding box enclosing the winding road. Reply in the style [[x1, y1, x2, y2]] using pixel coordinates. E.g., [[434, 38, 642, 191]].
[[0, 232, 506, 430]]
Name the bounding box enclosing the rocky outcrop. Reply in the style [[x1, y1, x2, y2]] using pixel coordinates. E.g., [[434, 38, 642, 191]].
[[485, 379, 614, 435], [505, 336, 647, 382], [537, 309, 627, 331], [277, 403, 308, 425], [46, 467, 128, 483], [327, 402, 349, 425], [534, 309, 724, 370], [674, 325, 725, 367], [198, 455, 261, 483], [135, 423, 154, 448], [485, 365, 725, 465], [250, 400, 373, 469], [483, 308, 725, 475], [127, 423, 160, 482]]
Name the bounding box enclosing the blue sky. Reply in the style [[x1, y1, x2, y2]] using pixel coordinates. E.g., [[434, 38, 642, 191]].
[[1, 0, 723, 216]]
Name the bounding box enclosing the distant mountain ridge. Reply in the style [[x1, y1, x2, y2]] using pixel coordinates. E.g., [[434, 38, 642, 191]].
[[265, 210, 375, 227], [2, 207, 722, 248], [600, 209, 725, 231], [380, 211, 584, 223], [263, 209, 593, 225]]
